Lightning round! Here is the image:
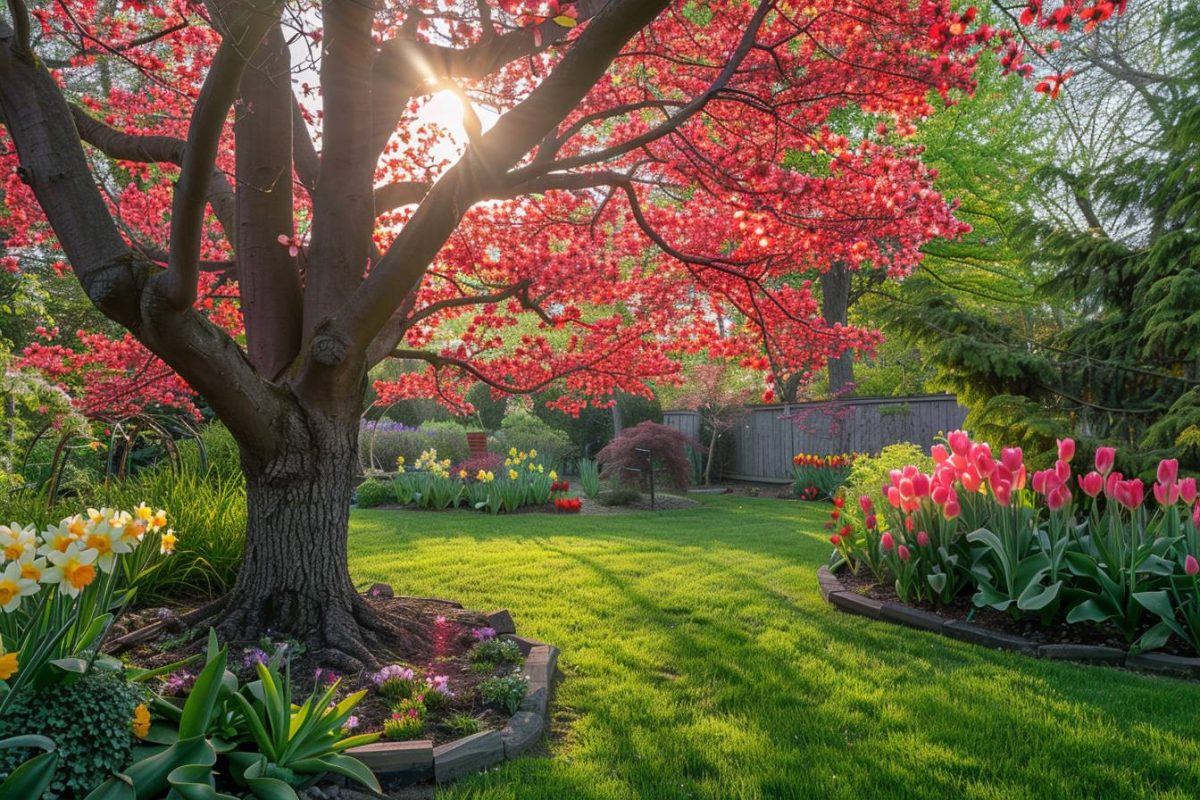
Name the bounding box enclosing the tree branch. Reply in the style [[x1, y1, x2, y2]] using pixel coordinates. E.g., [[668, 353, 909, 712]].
[[161, 0, 283, 311]]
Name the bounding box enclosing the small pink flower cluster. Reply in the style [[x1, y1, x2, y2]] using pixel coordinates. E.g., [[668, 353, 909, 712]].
[[372, 664, 414, 686]]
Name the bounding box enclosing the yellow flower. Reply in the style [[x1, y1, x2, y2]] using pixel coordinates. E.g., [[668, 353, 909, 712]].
[[529, 449, 537, 459], [508, 469, 518, 481], [459, 469, 468, 479], [132, 704, 151, 739], [508, 447, 518, 457], [549, 470, 558, 481], [160, 529, 178, 555], [484, 471, 495, 482], [0, 649, 17, 681], [0, 560, 40, 613], [396, 455, 406, 465], [134, 502, 154, 522]]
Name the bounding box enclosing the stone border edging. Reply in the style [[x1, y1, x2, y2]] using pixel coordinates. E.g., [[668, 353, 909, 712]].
[[345, 602, 561, 788], [817, 565, 1200, 680]]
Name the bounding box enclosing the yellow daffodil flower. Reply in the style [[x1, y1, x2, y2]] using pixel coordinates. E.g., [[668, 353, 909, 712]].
[[160, 530, 178, 555], [132, 704, 151, 738], [0, 647, 17, 680], [43, 542, 99, 597], [0, 559, 40, 612]]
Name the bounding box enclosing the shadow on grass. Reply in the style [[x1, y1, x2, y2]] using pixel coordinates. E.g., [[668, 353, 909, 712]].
[[348, 499, 1200, 800]]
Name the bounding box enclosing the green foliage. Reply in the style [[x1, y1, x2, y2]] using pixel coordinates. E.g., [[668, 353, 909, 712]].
[[530, 390, 662, 458], [419, 421, 471, 466], [466, 383, 507, 431], [491, 410, 576, 469], [177, 422, 242, 483], [383, 698, 427, 741], [355, 479, 394, 509], [469, 638, 523, 671], [844, 444, 934, 515], [445, 713, 480, 736], [577, 458, 601, 498], [0, 736, 59, 800], [478, 674, 528, 715], [0, 672, 143, 799]]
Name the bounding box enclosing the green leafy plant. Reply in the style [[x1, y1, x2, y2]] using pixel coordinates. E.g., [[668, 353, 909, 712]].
[[478, 674, 528, 715], [383, 697, 427, 740], [355, 479, 393, 508], [0, 735, 59, 799], [0, 672, 143, 799], [469, 638, 523, 671], [446, 713, 480, 736], [577, 458, 602, 499]]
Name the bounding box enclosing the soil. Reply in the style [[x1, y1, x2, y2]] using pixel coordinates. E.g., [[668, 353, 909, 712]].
[[838, 568, 1198, 657], [111, 594, 518, 745]]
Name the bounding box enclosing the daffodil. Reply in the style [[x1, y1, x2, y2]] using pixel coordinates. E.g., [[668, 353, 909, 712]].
[[529, 449, 537, 459], [39, 517, 82, 555], [132, 704, 151, 738], [43, 542, 99, 597], [17, 551, 45, 584], [0, 559, 41, 612], [1, 524, 37, 563], [508, 447, 518, 457], [83, 520, 132, 573], [508, 469, 519, 481], [549, 470, 558, 481], [160, 529, 178, 555], [0, 646, 17, 681]]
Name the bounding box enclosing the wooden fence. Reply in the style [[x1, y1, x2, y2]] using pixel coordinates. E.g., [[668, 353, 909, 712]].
[[663, 394, 968, 483]]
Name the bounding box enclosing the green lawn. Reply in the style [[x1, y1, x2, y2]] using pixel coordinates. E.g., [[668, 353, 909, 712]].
[[349, 495, 1200, 800]]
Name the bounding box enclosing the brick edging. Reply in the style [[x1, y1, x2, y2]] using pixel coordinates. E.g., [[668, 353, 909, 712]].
[[346, 600, 560, 788], [817, 565, 1200, 680]]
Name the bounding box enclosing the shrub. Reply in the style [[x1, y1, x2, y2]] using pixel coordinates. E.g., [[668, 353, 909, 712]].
[[596, 421, 695, 493], [419, 420, 472, 466], [844, 443, 934, 518], [446, 713, 480, 736], [469, 638, 524, 671], [478, 674, 528, 714], [452, 452, 504, 479], [0, 672, 144, 799], [598, 485, 642, 506], [491, 410, 576, 468], [357, 420, 422, 472], [356, 479, 394, 508], [532, 390, 663, 456]]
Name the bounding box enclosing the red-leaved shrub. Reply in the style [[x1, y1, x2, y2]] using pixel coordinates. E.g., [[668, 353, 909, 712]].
[[452, 452, 504, 478], [596, 421, 696, 493]]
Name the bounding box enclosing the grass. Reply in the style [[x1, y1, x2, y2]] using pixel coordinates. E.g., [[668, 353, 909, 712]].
[[349, 495, 1200, 800]]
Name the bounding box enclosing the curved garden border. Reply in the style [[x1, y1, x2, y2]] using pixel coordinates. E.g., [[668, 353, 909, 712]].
[[817, 566, 1200, 680], [112, 598, 561, 789], [341, 603, 560, 788]]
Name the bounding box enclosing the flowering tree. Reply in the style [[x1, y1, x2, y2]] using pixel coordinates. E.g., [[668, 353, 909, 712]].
[[0, 0, 1122, 663]]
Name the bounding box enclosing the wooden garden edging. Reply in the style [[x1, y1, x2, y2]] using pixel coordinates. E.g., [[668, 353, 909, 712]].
[[817, 566, 1200, 680]]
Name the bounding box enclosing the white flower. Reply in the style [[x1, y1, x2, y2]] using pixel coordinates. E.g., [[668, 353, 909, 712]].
[[0, 524, 38, 564], [42, 542, 99, 597], [0, 559, 41, 613], [81, 520, 132, 573]]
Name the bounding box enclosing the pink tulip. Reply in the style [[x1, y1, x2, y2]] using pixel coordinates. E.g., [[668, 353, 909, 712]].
[[1046, 486, 1069, 511], [1153, 481, 1181, 506], [1114, 478, 1144, 510], [916, 531, 930, 547], [931, 484, 950, 505], [948, 430, 971, 457], [1186, 554, 1199, 576], [865, 514, 877, 529], [1014, 464, 1027, 491], [898, 477, 915, 500], [880, 532, 895, 552], [886, 487, 901, 509], [1194, 503, 1200, 527], [1054, 459, 1071, 483], [1095, 446, 1116, 476], [943, 500, 961, 520], [1057, 437, 1075, 463], [1104, 471, 1123, 498], [960, 470, 981, 493], [897, 545, 911, 562], [1001, 447, 1023, 473], [913, 473, 931, 497], [1078, 471, 1103, 498], [1032, 469, 1048, 495], [931, 444, 949, 464], [905, 516, 915, 532], [971, 443, 995, 477], [859, 495, 874, 514], [1157, 458, 1179, 486], [1181, 478, 1197, 505], [993, 482, 1013, 507]]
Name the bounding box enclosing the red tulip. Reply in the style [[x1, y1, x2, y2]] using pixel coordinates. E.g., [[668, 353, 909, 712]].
[[1095, 446, 1116, 475], [1054, 459, 1071, 483], [1104, 471, 1123, 498], [897, 545, 912, 562], [1046, 486, 1069, 511], [833, 496, 845, 508], [1001, 447, 1023, 473], [971, 443, 995, 478], [943, 500, 961, 520], [1157, 458, 1179, 486], [993, 482, 1013, 507], [1031, 469, 1048, 495], [859, 495, 873, 514], [831, 509, 840, 520], [1057, 437, 1075, 463], [839, 525, 851, 537], [830, 534, 842, 546], [916, 531, 930, 547], [880, 532, 895, 552], [1114, 478, 1144, 510], [1186, 554, 1199, 576], [865, 514, 877, 529], [1078, 471, 1103, 498]]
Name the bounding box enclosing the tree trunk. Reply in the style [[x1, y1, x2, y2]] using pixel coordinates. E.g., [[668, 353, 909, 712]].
[[704, 427, 718, 486], [820, 263, 854, 395], [215, 409, 406, 669]]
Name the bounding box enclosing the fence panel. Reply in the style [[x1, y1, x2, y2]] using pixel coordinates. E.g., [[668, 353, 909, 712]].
[[664, 394, 968, 483]]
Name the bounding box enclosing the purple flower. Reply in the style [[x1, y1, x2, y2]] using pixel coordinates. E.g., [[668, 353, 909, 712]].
[[427, 674, 453, 697], [343, 715, 360, 731], [372, 665, 415, 686], [314, 668, 341, 686], [472, 627, 496, 641], [241, 647, 268, 669]]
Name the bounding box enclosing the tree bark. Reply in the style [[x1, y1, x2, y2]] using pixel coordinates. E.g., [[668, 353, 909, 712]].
[[215, 404, 408, 668], [821, 263, 854, 395]]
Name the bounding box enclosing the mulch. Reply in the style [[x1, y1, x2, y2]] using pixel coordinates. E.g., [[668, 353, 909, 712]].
[[838, 569, 1198, 657]]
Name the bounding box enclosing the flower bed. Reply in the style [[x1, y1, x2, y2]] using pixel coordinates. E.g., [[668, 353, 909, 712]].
[[791, 452, 860, 501], [824, 431, 1200, 661]]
